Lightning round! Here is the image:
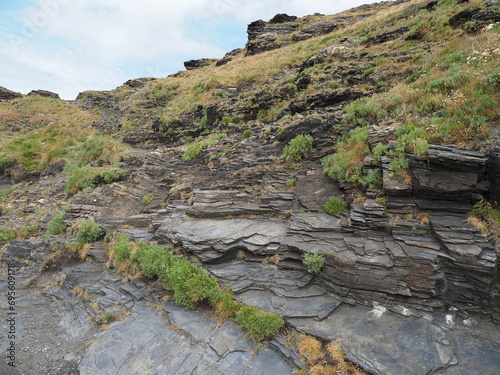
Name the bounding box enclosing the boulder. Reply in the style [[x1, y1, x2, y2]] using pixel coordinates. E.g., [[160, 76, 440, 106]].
[[183, 58, 217, 70], [28, 90, 60, 99], [0, 86, 22, 101]]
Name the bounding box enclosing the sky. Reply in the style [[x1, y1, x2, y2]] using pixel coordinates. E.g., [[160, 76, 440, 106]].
[[0, 0, 376, 100]]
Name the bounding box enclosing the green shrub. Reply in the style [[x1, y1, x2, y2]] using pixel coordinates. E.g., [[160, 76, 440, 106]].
[[323, 197, 346, 215], [222, 116, 243, 124], [18, 226, 39, 239], [302, 253, 326, 274], [344, 98, 387, 125], [0, 158, 15, 172], [182, 133, 227, 161], [0, 227, 16, 242], [242, 129, 253, 138], [257, 109, 268, 120], [322, 126, 370, 185], [113, 233, 133, 261], [65, 167, 126, 195], [75, 220, 104, 243], [281, 134, 314, 162], [362, 66, 376, 78], [234, 306, 284, 342], [45, 213, 66, 237], [141, 193, 154, 204], [371, 143, 390, 165], [286, 178, 297, 187]]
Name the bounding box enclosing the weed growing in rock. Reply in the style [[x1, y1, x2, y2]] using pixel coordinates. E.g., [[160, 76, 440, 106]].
[[75, 220, 105, 244], [302, 253, 326, 274], [233, 306, 284, 342], [324, 197, 346, 215], [296, 334, 367, 375], [322, 126, 370, 185], [468, 201, 500, 236], [182, 133, 227, 161], [242, 129, 253, 138], [281, 134, 314, 162], [141, 193, 154, 205], [0, 227, 16, 242], [286, 178, 297, 188]]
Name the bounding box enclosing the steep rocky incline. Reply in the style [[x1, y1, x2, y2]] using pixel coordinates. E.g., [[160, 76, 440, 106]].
[[1, 0, 500, 374]]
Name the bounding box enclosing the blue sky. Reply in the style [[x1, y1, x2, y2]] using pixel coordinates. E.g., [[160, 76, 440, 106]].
[[0, 0, 376, 100]]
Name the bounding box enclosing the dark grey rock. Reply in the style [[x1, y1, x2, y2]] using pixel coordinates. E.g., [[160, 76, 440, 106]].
[[184, 58, 217, 70], [0, 86, 22, 101], [27, 90, 60, 99]]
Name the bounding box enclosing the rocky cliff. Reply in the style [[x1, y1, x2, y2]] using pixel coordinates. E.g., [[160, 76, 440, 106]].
[[1, 0, 500, 374]]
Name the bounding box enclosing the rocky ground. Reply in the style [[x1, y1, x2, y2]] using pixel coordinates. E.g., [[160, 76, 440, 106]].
[[1, 0, 500, 373]]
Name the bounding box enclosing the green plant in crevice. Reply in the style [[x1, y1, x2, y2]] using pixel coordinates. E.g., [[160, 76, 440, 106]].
[[233, 306, 284, 342], [281, 134, 314, 162], [45, 212, 66, 238], [302, 253, 326, 274], [75, 220, 104, 244], [141, 193, 154, 205], [323, 197, 347, 215]]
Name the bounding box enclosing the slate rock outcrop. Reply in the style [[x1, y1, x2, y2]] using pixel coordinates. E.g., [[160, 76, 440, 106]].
[[0, 86, 22, 101]]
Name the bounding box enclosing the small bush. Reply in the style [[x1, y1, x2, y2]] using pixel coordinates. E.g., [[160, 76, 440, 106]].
[[182, 133, 227, 161], [0, 227, 16, 242], [286, 178, 297, 187], [322, 126, 370, 185], [234, 306, 284, 342], [141, 193, 154, 204], [76, 220, 104, 244], [113, 233, 133, 261], [242, 129, 253, 138], [302, 253, 326, 274], [45, 213, 66, 238], [324, 197, 346, 215], [281, 134, 314, 162]]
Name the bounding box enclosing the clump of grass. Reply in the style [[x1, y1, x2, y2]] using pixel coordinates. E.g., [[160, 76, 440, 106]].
[[46, 213, 66, 238], [75, 220, 105, 244], [322, 126, 370, 185], [323, 197, 346, 215], [281, 134, 314, 162], [106, 233, 283, 341], [233, 306, 284, 342], [302, 253, 326, 274], [296, 334, 367, 375], [242, 129, 253, 138], [0, 227, 16, 242], [141, 193, 154, 205], [467, 201, 500, 235], [182, 133, 227, 161], [286, 178, 297, 188]]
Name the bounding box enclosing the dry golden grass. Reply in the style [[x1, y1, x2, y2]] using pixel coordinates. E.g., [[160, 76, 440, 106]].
[[296, 334, 367, 375]]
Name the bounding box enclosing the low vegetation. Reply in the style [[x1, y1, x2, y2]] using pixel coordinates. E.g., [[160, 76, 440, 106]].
[[182, 133, 227, 161], [0, 96, 129, 196], [467, 201, 500, 236], [323, 197, 347, 215], [302, 253, 326, 274], [281, 134, 314, 162], [296, 334, 366, 375], [106, 233, 283, 341], [75, 220, 105, 244]]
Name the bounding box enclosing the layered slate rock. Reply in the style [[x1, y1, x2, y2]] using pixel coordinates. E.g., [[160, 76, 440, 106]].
[[0, 86, 22, 101], [184, 58, 217, 70], [157, 217, 288, 262], [289, 303, 500, 375], [245, 14, 341, 56], [28, 90, 60, 99]]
